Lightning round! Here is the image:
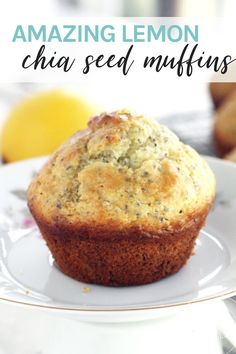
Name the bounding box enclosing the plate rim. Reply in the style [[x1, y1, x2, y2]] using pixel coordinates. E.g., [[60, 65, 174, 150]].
[[0, 288, 236, 314], [0, 155, 236, 314]]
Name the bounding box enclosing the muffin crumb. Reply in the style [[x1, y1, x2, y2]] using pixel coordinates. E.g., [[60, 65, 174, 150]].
[[82, 287, 90, 294]]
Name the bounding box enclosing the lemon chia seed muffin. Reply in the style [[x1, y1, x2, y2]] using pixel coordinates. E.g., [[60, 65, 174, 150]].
[[209, 82, 236, 109], [214, 92, 236, 156], [28, 110, 215, 286]]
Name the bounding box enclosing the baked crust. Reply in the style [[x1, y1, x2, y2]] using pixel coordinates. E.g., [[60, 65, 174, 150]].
[[29, 200, 212, 286]]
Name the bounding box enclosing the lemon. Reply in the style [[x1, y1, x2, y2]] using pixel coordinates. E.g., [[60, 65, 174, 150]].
[[1, 90, 97, 162]]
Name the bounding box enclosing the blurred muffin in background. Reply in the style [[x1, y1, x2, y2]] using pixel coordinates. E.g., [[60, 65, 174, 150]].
[[224, 147, 236, 163], [1, 90, 97, 163], [213, 91, 236, 156], [209, 82, 236, 109]]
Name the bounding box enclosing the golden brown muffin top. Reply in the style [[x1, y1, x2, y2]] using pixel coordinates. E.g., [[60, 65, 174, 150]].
[[28, 110, 215, 231]]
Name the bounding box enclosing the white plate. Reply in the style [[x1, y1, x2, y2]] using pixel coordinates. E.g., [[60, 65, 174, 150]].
[[0, 156, 236, 322]]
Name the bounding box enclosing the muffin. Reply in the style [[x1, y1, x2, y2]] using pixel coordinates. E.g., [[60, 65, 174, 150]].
[[224, 147, 236, 163], [213, 92, 236, 156], [28, 110, 215, 286], [209, 82, 236, 109]]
